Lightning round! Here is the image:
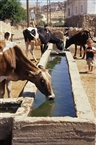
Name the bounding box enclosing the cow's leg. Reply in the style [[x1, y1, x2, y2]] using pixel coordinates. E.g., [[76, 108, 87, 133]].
[[80, 46, 82, 57], [41, 44, 48, 54], [6, 80, 12, 98], [41, 45, 44, 55], [82, 45, 86, 59], [25, 42, 29, 57], [30, 40, 37, 62], [73, 44, 77, 59], [0, 80, 6, 98]]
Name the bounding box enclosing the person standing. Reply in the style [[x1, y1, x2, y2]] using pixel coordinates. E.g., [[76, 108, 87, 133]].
[[85, 39, 96, 73], [4, 32, 14, 41], [44, 24, 50, 33]]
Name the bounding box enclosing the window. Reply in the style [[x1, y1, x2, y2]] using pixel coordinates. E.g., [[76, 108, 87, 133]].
[[81, 5, 83, 13], [76, 6, 77, 14], [68, 8, 70, 16]]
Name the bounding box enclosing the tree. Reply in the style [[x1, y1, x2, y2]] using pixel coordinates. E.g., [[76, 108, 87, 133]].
[[0, 0, 26, 23]]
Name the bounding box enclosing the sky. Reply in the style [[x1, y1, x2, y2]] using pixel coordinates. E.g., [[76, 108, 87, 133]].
[[20, 0, 64, 6]]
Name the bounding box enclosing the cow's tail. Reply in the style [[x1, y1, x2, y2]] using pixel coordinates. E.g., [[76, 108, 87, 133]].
[[88, 31, 96, 43]]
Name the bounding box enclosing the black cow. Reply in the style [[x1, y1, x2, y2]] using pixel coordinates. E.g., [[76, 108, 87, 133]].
[[65, 30, 96, 59], [23, 27, 64, 61]]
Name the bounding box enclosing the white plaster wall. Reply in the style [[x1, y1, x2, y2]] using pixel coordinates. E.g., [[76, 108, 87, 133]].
[[87, 0, 96, 14], [65, 0, 96, 18]]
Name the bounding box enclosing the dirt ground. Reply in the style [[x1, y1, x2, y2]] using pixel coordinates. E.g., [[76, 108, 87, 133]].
[[69, 45, 96, 117], [4, 37, 96, 117]]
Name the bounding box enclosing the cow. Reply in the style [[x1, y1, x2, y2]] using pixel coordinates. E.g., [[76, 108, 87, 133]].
[[65, 30, 96, 59], [23, 27, 64, 61], [0, 40, 55, 99]]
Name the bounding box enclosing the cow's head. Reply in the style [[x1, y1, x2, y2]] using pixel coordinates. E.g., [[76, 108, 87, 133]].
[[26, 65, 55, 100], [56, 40, 64, 51]]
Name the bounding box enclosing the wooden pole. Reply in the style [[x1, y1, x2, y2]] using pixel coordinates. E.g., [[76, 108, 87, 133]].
[[36, 0, 38, 25], [47, 0, 48, 24], [26, 0, 30, 27], [49, 0, 51, 26]]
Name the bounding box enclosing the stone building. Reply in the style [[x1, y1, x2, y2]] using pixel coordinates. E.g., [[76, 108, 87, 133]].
[[64, 0, 96, 29]]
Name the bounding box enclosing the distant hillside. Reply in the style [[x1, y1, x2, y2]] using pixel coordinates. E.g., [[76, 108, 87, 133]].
[[43, 10, 64, 24], [21, 2, 64, 25], [21, 3, 35, 9]]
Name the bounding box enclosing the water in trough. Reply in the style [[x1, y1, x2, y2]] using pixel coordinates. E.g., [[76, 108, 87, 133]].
[[29, 53, 76, 117]]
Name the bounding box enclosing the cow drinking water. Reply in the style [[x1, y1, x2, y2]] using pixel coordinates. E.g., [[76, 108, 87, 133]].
[[65, 30, 96, 59], [0, 41, 55, 99], [23, 27, 64, 61]]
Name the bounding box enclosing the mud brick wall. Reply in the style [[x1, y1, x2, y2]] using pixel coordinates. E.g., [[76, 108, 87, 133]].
[[65, 14, 96, 29]]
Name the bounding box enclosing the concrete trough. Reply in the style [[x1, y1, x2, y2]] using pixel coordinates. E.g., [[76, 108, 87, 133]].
[[0, 44, 95, 144]]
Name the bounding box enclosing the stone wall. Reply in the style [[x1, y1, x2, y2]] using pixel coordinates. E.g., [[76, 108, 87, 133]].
[[0, 21, 12, 40], [0, 21, 26, 40], [12, 117, 95, 145], [65, 15, 96, 33]]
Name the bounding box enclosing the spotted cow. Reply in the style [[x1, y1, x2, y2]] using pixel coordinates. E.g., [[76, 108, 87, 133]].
[[23, 27, 64, 61]]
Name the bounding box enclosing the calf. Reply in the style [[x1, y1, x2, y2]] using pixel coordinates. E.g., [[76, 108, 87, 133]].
[[23, 27, 64, 61], [65, 30, 96, 59], [0, 41, 55, 99]]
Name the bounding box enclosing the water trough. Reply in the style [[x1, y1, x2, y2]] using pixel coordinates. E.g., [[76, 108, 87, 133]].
[[29, 53, 76, 117], [0, 44, 95, 145]]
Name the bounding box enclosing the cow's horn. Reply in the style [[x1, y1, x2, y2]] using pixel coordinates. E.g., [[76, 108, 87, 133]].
[[38, 65, 44, 69]]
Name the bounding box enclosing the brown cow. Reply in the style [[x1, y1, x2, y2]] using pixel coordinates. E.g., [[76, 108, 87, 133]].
[[0, 41, 55, 99]]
